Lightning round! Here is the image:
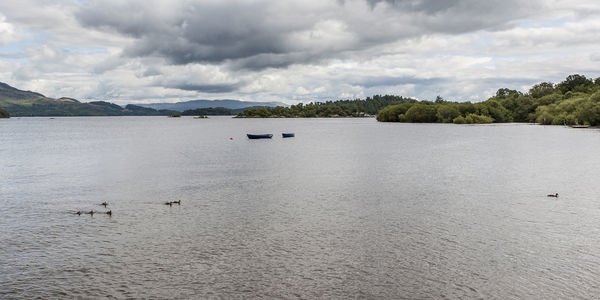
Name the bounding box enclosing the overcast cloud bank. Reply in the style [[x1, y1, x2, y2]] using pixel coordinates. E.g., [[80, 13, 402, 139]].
[[1, 0, 599, 104]]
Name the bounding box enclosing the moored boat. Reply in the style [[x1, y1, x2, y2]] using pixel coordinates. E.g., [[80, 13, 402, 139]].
[[247, 134, 273, 139], [282, 133, 295, 138]]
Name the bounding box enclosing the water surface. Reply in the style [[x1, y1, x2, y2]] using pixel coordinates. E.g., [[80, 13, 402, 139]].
[[1, 117, 600, 299]]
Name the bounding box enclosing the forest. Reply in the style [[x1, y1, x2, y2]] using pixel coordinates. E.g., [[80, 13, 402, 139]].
[[181, 107, 234, 116], [237, 74, 600, 125], [236, 95, 412, 118], [377, 74, 600, 125]]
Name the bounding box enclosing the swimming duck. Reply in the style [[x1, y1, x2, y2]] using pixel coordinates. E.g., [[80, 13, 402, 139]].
[[88, 210, 95, 215], [100, 202, 108, 207], [165, 201, 173, 206], [547, 193, 559, 198], [106, 210, 112, 216], [172, 200, 181, 205], [76, 211, 82, 215]]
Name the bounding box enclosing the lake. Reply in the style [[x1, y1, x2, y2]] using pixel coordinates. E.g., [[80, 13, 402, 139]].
[[1, 116, 600, 299]]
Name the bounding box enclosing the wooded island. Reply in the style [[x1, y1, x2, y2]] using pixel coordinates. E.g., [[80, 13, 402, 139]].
[[236, 95, 409, 118], [377, 74, 600, 125]]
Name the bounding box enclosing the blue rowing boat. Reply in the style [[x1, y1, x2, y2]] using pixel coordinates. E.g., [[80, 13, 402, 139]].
[[282, 133, 295, 138], [247, 134, 273, 139]]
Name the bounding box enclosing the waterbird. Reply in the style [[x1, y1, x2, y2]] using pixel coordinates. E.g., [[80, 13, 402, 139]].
[[106, 210, 112, 216], [172, 200, 181, 205], [100, 202, 108, 207], [165, 201, 173, 206], [87, 210, 95, 215], [76, 211, 82, 215], [547, 193, 559, 198]]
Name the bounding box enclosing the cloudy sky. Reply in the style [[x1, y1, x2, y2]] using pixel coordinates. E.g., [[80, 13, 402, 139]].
[[1, 0, 600, 105]]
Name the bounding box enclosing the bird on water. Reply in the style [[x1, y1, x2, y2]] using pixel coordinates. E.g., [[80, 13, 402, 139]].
[[72, 210, 112, 216], [547, 193, 559, 197], [100, 202, 108, 207]]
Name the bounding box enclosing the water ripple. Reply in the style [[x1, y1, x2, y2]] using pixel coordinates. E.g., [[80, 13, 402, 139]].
[[1, 118, 600, 298]]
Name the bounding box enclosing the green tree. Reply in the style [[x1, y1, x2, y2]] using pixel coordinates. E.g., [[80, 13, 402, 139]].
[[0, 108, 9, 118], [453, 114, 493, 124], [452, 115, 466, 124], [464, 113, 494, 124], [556, 74, 594, 94], [404, 104, 438, 123], [436, 105, 460, 123], [457, 102, 475, 115], [474, 100, 512, 122], [495, 88, 521, 98], [590, 91, 600, 102], [376, 103, 413, 122], [529, 82, 555, 98], [535, 106, 554, 125], [575, 101, 600, 125]]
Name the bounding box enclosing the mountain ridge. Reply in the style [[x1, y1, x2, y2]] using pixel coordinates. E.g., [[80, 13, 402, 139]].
[[0, 82, 181, 116], [0, 82, 279, 116], [137, 99, 288, 111]]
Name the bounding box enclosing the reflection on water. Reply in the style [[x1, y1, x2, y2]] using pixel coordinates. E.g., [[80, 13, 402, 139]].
[[1, 117, 600, 298]]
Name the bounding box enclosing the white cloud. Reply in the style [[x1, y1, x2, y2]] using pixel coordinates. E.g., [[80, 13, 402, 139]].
[[0, 15, 18, 45]]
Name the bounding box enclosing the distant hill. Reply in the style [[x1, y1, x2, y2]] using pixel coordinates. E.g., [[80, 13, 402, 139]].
[[0, 82, 178, 116], [0, 81, 286, 116], [137, 99, 288, 112]]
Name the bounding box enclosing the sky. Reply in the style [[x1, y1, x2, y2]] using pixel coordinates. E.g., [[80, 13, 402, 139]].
[[1, 0, 600, 105]]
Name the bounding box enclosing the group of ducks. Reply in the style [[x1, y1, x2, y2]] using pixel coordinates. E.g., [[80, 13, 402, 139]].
[[74, 200, 182, 216], [164, 200, 181, 206], [74, 202, 112, 216]]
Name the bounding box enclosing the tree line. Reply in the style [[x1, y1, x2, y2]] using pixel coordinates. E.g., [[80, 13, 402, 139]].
[[377, 74, 600, 125], [181, 107, 234, 116], [237, 95, 411, 118]]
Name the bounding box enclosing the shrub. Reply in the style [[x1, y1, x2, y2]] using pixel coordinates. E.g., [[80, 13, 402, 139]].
[[0, 108, 9, 118], [535, 112, 554, 125], [453, 115, 466, 124], [590, 91, 600, 102], [376, 103, 413, 122], [453, 114, 493, 124], [464, 113, 494, 124], [404, 104, 438, 123], [436, 105, 460, 123]]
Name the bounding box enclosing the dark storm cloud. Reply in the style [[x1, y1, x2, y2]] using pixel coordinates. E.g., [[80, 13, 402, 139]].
[[228, 52, 329, 70], [76, 0, 544, 70], [76, 0, 295, 66]]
